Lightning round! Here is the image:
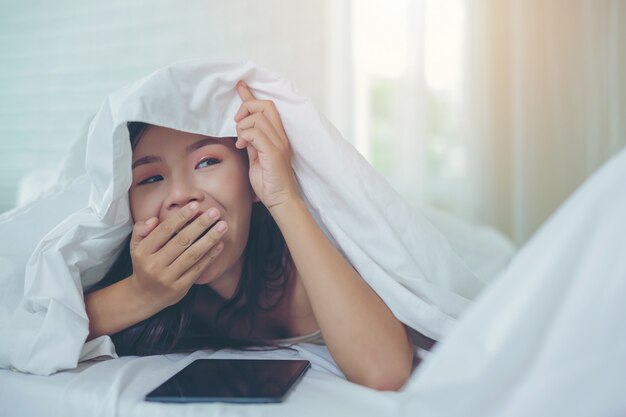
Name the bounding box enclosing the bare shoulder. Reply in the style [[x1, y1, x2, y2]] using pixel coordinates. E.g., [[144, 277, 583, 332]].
[[267, 271, 319, 337]]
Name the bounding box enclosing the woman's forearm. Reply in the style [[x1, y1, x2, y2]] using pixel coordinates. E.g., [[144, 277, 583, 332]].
[[270, 198, 414, 391], [84, 276, 161, 341]]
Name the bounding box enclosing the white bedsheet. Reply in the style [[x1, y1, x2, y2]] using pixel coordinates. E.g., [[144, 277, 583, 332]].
[[0, 345, 411, 417]]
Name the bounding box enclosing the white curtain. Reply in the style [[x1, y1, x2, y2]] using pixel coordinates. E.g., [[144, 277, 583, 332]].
[[462, 0, 626, 243], [339, 0, 626, 245]]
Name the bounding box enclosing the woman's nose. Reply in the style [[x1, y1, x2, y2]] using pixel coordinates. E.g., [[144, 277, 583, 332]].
[[164, 175, 204, 211]]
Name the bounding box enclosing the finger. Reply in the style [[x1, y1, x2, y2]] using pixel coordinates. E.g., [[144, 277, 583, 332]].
[[236, 113, 285, 150], [235, 128, 281, 159], [236, 80, 256, 102], [245, 144, 259, 168], [234, 99, 288, 142], [141, 202, 201, 254], [176, 241, 225, 288], [159, 207, 221, 265], [130, 217, 159, 253], [168, 218, 229, 279]]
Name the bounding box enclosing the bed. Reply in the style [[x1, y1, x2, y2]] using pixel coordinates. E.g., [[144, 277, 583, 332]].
[[2, 60, 625, 417], [0, 345, 423, 417]]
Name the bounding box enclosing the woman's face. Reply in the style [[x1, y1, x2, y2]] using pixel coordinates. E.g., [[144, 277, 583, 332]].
[[129, 125, 255, 296]]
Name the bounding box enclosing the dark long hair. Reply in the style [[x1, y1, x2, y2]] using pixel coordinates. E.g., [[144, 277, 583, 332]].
[[87, 122, 294, 355]]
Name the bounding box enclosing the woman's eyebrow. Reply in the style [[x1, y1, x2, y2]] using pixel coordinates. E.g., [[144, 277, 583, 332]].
[[132, 155, 162, 170], [186, 137, 226, 153], [132, 137, 228, 169]]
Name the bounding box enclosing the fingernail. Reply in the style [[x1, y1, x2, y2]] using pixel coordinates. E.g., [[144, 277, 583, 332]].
[[189, 202, 199, 210], [216, 221, 227, 233], [208, 208, 219, 219], [145, 217, 156, 226]]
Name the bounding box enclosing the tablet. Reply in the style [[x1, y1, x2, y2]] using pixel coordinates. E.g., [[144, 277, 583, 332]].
[[145, 359, 311, 404]]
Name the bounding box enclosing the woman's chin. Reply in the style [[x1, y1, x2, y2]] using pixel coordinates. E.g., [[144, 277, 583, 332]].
[[193, 268, 240, 299], [193, 272, 217, 286]]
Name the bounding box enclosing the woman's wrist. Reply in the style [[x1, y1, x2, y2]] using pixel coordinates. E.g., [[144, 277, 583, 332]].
[[126, 274, 169, 315], [85, 275, 164, 340], [268, 195, 308, 225]]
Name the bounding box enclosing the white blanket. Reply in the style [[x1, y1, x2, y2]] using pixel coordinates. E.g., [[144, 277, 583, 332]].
[[405, 146, 626, 416], [1, 150, 625, 417], [0, 59, 624, 417], [0, 59, 513, 375]]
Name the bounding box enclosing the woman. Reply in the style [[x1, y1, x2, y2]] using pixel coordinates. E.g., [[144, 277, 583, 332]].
[[84, 80, 414, 391]]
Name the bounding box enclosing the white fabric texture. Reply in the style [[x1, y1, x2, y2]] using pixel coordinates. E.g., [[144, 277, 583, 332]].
[[403, 146, 626, 417], [0, 344, 410, 417], [0, 59, 514, 375], [0, 147, 624, 417]]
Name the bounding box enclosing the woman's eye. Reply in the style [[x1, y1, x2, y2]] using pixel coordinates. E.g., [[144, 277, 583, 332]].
[[138, 175, 163, 185], [196, 158, 221, 169]]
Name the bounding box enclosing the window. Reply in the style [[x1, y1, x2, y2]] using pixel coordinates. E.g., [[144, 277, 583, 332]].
[[349, 0, 466, 210]]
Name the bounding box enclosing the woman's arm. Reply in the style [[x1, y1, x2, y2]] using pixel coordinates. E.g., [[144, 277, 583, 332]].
[[85, 275, 160, 340], [234, 81, 414, 391], [270, 198, 414, 391]]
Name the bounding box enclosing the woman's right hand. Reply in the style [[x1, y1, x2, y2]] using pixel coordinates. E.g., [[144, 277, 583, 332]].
[[128, 202, 227, 310]]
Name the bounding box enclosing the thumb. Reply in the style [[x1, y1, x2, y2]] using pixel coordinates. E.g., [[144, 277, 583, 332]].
[[130, 217, 158, 251]]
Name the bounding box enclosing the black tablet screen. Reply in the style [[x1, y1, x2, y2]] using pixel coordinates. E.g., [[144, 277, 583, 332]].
[[145, 359, 311, 403]]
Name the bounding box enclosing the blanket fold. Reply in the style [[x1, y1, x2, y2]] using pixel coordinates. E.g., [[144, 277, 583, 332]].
[[0, 59, 514, 375]]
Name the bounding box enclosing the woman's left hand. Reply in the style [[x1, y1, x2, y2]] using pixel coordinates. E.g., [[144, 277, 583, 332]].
[[234, 80, 300, 210]]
